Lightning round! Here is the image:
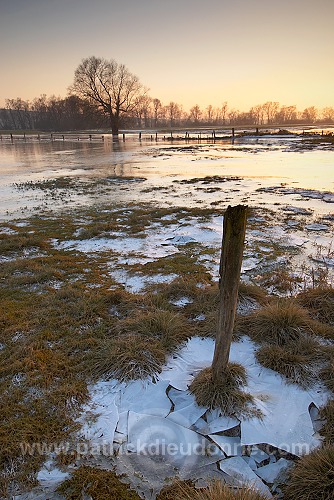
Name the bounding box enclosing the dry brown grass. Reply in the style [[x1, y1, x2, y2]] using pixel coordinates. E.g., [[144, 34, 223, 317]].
[[320, 357, 334, 392], [284, 445, 334, 500], [189, 365, 259, 418], [133, 309, 192, 351], [255, 342, 319, 387], [157, 479, 269, 500], [319, 400, 334, 446], [87, 333, 166, 382], [57, 465, 141, 499], [238, 282, 269, 306], [237, 299, 325, 345], [297, 286, 334, 325]]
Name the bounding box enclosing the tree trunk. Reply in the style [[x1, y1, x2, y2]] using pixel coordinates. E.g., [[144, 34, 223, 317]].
[[109, 112, 119, 136], [211, 205, 247, 384]]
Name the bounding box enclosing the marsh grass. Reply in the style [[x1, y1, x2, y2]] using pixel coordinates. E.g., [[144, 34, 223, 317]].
[[87, 332, 166, 382], [237, 299, 326, 345], [297, 286, 334, 325], [319, 400, 334, 446], [87, 307, 193, 382], [57, 466, 141, 499], [320, 358, 334, 392], [0, 202, 332, 496], [238, 282, 269, 305], [185, 282, 268, 337], [255, 341, 320, 387], [157, 479, 269, 500], [140, 252, 211, 281], [284, 445, 334, 500], [257, 267, 303, 295], [132, 309, 192, 351], [189, 365, 259, 418]]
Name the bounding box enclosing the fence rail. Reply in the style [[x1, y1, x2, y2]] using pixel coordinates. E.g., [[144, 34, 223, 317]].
[[0, 128, 329, 144]]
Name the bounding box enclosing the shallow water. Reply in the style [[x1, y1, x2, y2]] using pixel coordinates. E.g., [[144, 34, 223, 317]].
[[0, 134, 333, 220]]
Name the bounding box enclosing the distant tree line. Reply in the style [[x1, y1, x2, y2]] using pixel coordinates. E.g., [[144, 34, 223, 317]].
[[1, 56, 334, 133]]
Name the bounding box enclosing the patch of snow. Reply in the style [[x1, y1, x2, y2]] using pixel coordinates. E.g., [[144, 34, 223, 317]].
[[166, 235, 196, 245], [242, 257, 261, 272], [37, 460, 69, 485], [0, 226, 18, 235], [109, 269, 178, 293], [126, 411, 222, 471], [282, 206, 313, 215], [305, 223, 329, 231], [170, 296, 193, 307]]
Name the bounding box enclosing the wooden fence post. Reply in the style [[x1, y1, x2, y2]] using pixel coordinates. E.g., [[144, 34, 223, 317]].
[[211, 205, 247, 383]]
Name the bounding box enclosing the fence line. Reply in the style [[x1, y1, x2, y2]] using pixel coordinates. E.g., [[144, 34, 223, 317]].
[[0, 128, 328, 144]]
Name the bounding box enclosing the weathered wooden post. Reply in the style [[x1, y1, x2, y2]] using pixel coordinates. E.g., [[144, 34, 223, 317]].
[[212, 205, 247, 383]]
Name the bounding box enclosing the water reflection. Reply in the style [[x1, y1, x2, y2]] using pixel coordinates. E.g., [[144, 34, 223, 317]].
[[0, 136, 333, 220]]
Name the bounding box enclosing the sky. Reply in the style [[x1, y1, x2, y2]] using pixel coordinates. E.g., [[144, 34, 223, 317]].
[[1, 0, 333, 112]]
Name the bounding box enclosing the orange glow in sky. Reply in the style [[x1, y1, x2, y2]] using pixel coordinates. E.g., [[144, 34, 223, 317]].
[[1, 0, 333, 112]]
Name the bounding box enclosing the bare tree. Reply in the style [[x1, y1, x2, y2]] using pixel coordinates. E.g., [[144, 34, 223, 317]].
[[70, 56, 148, 135], [5, 98, 33, 129], [206, 104, 214, 124], [189, 104, 202, 124], [166, 101, 182, 128], [152, 98, 162, 128], [221, 101, 228, 125], [262, 101, 279, 124], [302, 106, 318, 124], [322, 107, 334, 123]]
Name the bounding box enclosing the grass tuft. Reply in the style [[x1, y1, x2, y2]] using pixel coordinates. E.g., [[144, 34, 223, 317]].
[[134, 309, 192, 351], [284, 445, 334, 500], [189, 365, 259, 418], [237, 299, 323, 345], [319, 400, 334, 446], [320, 358, 334, 392], [157, 479, 269, 500], [87, 333, 166, 382], [57, 465, 141, 499], [297, 286, 334, 325], [255, 343, 317, 387]]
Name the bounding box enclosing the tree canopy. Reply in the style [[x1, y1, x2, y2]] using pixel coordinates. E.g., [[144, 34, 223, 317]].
[[70, 56, 148, 135]]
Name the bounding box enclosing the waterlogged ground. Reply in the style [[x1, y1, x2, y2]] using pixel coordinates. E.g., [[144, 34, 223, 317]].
[[0, 132, 334, 498]]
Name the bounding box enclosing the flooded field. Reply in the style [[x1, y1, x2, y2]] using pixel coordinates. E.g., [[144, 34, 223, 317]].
[[0, 131, 334, 498], [1, 132, 334, 219]]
